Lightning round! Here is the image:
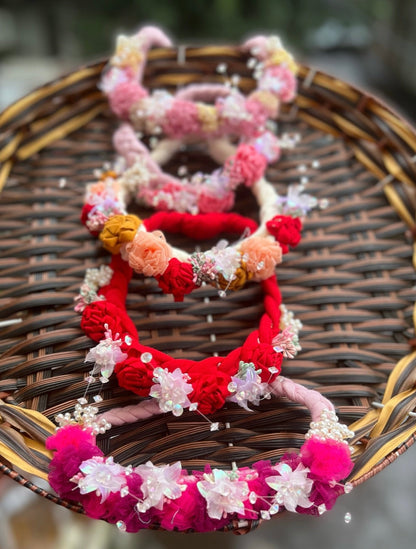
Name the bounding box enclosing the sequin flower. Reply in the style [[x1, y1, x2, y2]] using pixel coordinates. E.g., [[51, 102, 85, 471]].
[[150, 367, 194, 416], [135, 461, 184, 511], [204, 240, 241, 282], [85, 328, 128, 382], [74, 456, 127, 503], [276, 184, 318, 217], [197, 469, 249, 520], [266, 462, 314, 512], [227, 361, 270, 411]]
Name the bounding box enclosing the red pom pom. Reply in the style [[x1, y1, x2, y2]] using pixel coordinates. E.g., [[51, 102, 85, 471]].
[[266, 215, 302, 253], [301, 437, 353, 482], [156, 258, 196, 301]]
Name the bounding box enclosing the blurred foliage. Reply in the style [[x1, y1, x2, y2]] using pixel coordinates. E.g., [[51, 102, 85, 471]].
[[0, 0, 399, 56]]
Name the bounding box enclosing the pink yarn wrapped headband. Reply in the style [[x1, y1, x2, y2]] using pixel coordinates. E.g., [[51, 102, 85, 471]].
[[95, 25, 299, 216], [45, 26, 355, 534]]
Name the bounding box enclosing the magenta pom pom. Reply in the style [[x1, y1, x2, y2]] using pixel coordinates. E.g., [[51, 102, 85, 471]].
[[301, 437, 353, 482]]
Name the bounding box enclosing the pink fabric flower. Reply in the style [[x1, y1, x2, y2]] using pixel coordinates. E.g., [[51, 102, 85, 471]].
[[227, 144, 267, 188], [260, 65, 297, 102], [197, 188, 235, 213], [240, 236, 282, 280], [163, 100, 200, 138], [123, 230, 172, 277], [108, 81, 148, 119]]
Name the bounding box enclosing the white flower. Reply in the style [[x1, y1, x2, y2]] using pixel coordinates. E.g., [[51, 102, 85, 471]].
[[276, 184, 318, 216], [265, 462, 314, 512], [85, 328, 127, 381], [135, 461, 184, 511], [227, 361, 270, 411], [150, 367, 194, 416], [73, 456, 127, 503], [204, 240, 241, 282], [197, 469, 249, 519]]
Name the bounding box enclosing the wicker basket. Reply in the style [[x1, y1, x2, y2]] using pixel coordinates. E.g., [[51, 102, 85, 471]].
[[0, 43, 416, 535]]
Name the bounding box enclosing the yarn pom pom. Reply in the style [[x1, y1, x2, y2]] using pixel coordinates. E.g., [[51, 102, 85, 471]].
[[108, 81, 148, 119], [301, 437, 353, 482]]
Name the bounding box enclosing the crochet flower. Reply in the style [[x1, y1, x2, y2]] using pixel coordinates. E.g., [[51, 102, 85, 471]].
[[266, 215, 302, 253], [197, 469, 249, 520], [123, 230, 172, 277], [135, 461, 184, 511], [74, 456, 127, 503], [265, 462, 314, 512], [150, 367, 194, 416], [100, 214, 142, 254], [240, 236, 282, 280], [156, 258, 196, 301], [227, 144, 267, 188], [85, 328, 128, 382]]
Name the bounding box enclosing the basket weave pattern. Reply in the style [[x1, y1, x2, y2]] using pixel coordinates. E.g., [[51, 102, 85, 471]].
[[1, 47, 416, 530]]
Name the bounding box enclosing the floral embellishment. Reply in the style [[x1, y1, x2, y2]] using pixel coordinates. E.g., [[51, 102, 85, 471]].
[[227, 361, 270, 411], [150, 367, 194, 416], [72, 456, 128, 502], [135, 461, 184, 511], [123, 230, 172, 277], [240, 236, 282, 280], [265, 463, 314, 513], [85, 327, 128, 382], [276, 184, 318, 217], [197, 469, 249, 519], [272, 327, 301, 358], [266, 215, 302, 253]]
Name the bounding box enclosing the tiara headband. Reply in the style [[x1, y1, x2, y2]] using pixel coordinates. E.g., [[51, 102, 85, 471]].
[[94, 26, 298, 216]]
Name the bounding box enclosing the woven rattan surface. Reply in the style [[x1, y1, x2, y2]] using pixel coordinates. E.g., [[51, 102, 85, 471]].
[[1, 46, 416, 530]]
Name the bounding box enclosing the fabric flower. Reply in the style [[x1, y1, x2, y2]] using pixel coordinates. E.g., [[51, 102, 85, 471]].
[[115, 350, 156, 397], [108, 81, 148, 119], [186, 362, 230, 415], [239, 236, 282, 280], [135, 461, 184, 511], [150, 367, 194, 416], [265, 462, 314, 512], [85, 329, 128, 382], [156, 258, 196, 301], [227, 362, 270, 411], [239, 339, 283, 382], [74, 456, 127, 503], [226, 144, 267, 188], [123, 230, 172, 277], [100, 214, 142, 254], [197, 469, 249, 519], [217, 262, 253, 291], [163, 100, 200, 138], [266, 215, 302, 253]]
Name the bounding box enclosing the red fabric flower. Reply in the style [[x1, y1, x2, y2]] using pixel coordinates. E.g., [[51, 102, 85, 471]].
[[266, 215, 302, 253], [80, 204, 99, 236], [115, 354, 155, 396], [156, 258, 196, 301], [184, 360, 230, 415], [81, 301, 137, 342], [227, 144, 267, 187]]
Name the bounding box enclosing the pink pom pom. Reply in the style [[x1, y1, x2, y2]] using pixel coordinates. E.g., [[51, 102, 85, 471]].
[[46, 425, 95, 452], [301, 437, 353, 482], [262, 65, 297, 102], [227, 144, 267, 188], [197, 189, 235, 214], [108, 81, 148, 119], [163, 100, 201, 138]]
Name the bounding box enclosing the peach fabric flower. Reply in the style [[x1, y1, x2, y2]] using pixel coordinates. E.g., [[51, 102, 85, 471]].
[[124, 230, 172, 277], [240, 236, 282, 280]]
